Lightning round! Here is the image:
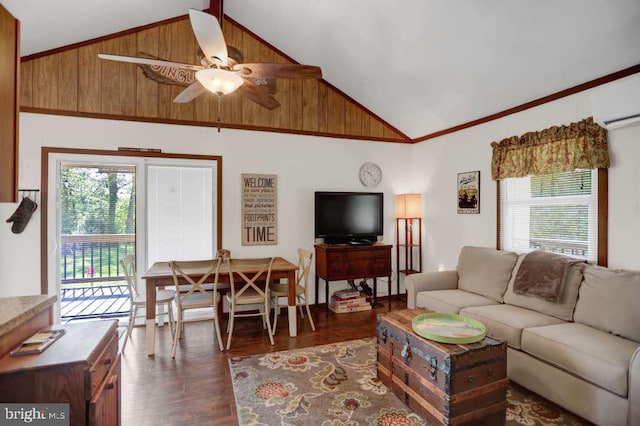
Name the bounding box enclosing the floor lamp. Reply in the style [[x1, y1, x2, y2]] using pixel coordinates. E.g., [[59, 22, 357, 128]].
[[396, 194, 423, 299]]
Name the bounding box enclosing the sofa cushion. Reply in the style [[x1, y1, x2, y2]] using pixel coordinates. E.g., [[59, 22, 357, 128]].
[[415, 289, 498, 314], [521, 323, 640, 397], [574, 265, 640, 343], [456, 246, 518, 303], [460, 304, 565, 349], [503, 254, 585, 321]]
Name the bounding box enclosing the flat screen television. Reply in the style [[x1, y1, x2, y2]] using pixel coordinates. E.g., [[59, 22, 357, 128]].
[[314, 191, 383, 245]]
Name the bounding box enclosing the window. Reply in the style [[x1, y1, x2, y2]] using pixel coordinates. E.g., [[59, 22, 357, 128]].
[[499, 169, 600, 262]]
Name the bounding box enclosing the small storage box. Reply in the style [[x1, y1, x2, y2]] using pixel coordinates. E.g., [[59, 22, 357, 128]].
[[376, 309, 507, 425]]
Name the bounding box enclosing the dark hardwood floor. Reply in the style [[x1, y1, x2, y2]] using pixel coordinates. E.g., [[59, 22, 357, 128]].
[[120, 298, 406, 425]]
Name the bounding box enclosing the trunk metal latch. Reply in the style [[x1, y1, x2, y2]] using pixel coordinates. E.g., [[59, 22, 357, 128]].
[[429, 357, 438, 381], [401, 338, 412, 362]]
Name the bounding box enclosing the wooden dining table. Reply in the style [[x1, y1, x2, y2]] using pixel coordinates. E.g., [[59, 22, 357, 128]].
[[142, 256, 299, 356]]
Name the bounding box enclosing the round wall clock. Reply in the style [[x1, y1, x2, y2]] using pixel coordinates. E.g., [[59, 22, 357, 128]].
[[359, 162, 382, 187]]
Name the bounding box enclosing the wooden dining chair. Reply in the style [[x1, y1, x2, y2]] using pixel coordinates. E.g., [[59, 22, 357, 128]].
[[225, 257, 275, 350], [170, 258, 224, 357], [270, 248, 315, 333], [120, 254, 175, 352], [171, 251, 229, 294]]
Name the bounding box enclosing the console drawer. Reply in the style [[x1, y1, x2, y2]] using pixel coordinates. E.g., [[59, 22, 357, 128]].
[[348, 260, 390, 277], [326, 261, 348, 280], [344, 249, 388, 261], [88, 328, 119, 399]]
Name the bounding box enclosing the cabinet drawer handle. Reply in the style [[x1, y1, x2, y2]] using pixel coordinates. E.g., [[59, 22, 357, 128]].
[[103, 358, 112, 366]]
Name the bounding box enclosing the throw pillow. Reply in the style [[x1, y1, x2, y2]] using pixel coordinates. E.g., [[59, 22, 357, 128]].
[[456, 246, 518, 303], [574, 265, 640, 343]]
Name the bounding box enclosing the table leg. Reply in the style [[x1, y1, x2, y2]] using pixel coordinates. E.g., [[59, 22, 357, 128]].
[[146, 319, 155, 355], [145, 278, 157, 356], [315, 275, 319, 308], [287, 270, 298, 337], [325, 280, 329, 306]]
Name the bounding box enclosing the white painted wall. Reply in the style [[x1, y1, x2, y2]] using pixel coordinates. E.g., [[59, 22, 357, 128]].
[[0, 203, 41, 297], [0, 113, 411, 302], [410, 88, 640, 277], [2, 81, 639, 301]]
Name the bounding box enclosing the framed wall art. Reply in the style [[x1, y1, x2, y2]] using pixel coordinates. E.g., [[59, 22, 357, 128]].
[[241, 173, 277, 245], [457, 171, 480, 214]]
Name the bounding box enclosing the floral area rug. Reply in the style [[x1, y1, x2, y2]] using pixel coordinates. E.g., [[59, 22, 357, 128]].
[[229, 338, 592, 426]]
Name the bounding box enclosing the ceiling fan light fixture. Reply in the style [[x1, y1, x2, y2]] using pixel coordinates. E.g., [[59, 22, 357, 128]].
[[195, 68, 243, 95]]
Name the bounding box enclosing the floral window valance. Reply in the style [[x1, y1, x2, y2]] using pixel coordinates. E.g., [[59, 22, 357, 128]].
[[491, 117, 609, 180]]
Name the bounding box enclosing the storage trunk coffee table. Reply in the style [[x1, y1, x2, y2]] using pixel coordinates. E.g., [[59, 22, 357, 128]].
[[376, 308, 507, 425]]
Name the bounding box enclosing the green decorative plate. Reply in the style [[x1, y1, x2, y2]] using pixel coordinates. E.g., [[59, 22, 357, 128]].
[[412, 313, 486, 344]]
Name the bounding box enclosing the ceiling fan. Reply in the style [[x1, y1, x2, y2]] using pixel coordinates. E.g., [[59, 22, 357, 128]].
[[98, 9, 322, 118]]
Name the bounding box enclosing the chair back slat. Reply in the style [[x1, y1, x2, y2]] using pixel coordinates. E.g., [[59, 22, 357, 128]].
[[296, 248, 313, 293], [296, 249, 313, 287], [120, 254, 138, 297], [170, 258, 221, 303]]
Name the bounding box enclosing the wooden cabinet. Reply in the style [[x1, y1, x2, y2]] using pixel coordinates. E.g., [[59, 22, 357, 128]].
[[315, 244, 392, 308], [0, 4, 19, 202], [0, 320, 121, 426]]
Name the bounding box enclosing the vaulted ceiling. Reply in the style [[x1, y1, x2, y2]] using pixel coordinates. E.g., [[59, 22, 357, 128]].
[[3, 0, 640, 142]]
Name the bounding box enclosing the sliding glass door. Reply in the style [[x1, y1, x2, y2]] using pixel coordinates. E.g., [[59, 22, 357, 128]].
[[47, 152, 218, 322]]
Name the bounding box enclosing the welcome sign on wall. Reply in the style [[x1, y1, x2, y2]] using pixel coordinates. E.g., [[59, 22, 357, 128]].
[[241, 174, 277, 245]]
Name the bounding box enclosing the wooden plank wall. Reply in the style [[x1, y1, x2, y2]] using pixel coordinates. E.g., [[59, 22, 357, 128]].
[[0, 4, 19, 202], [20, 16, 408, 142]]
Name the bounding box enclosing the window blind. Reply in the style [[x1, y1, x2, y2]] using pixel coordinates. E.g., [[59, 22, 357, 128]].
[[499, 169, 598, 262], [146, 165, 214, 267]]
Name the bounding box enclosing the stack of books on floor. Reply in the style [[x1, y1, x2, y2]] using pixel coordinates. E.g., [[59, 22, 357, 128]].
[[329, 289, 372, 313]]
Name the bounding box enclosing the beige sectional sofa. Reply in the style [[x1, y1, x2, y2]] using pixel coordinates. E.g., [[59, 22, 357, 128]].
[[405, 246, 640, 426]]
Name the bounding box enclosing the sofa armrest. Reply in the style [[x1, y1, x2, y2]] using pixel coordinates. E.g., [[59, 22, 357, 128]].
[[630, 346, 640, 426], [405, 270, 459, 309]]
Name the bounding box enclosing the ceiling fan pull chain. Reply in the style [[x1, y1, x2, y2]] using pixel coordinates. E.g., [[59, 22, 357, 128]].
[[216, 94, 222, 132]]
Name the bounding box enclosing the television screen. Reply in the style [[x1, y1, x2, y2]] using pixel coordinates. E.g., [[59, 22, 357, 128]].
[[314, 192, 383, 244]]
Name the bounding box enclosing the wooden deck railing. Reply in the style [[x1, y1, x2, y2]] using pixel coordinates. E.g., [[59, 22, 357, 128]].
[[530, 237, 588, 257], [60, 234, 135, 286]]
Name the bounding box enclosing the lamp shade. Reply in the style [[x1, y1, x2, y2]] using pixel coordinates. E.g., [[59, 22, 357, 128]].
[[195, 68, 244, 95], [396, 193, 422, 218]]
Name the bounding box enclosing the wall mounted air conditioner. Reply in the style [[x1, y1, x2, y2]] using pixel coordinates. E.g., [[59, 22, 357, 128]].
[[591, 73, 640, 129]]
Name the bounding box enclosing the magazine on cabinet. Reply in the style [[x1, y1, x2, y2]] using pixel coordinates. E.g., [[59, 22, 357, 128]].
[[10, 329, 66, 356]]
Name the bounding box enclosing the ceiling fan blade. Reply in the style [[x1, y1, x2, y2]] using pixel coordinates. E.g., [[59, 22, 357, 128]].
[[227, 46, 244, 66], [98, 53, 203, 71], [235, 63, 322, 80], [188, 9, 228, 66], [173, 81, 207, 103], [237, 79, 281, 110]]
